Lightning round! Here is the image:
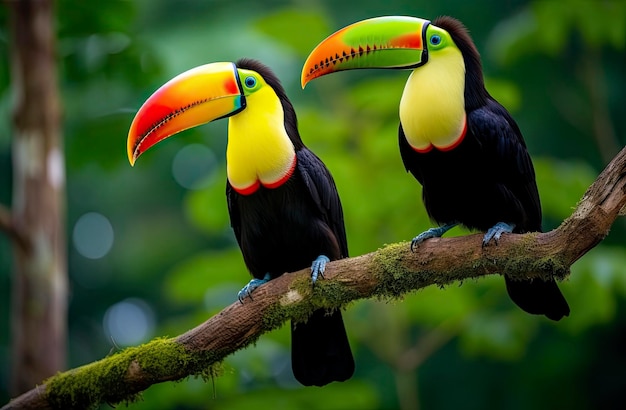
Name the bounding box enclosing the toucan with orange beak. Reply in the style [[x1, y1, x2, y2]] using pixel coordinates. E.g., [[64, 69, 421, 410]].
[[127, 58, 354, 386], [302, 16, 569, 320]]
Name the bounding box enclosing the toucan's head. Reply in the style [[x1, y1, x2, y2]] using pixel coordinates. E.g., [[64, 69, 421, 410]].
[[302, 16, 487, 151], [127, 59, 301, 195], [127, 58, 299, 166], [302, 15, 486, 110]]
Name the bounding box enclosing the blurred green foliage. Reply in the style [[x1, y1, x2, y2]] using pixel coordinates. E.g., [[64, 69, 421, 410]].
[[1, 0, 626, 409]]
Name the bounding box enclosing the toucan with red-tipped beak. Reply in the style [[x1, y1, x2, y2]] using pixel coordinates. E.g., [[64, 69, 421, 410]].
[[302, 16, 569, 321], [127, 58, 355, 386]]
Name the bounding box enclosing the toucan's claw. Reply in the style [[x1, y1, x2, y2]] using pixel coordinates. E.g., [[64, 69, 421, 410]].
[[410, 223, 457, 252], [311, 255, 330, 284], [237, 272, 271, 303], [482, 222, 515, 247]]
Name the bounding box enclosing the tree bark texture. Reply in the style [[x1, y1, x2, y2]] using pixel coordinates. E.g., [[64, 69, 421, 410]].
[[6, 0, 67, 396], [3, 145, 626, 410]]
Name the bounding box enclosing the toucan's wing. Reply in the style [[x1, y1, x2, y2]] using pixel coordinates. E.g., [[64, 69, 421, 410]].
[[468, 99, 542, 231], [296, 148, 349, 258]]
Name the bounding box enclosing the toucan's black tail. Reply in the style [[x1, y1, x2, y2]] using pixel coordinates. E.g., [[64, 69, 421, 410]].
[[291, 309, 355, 386], [505, 276, 570, 321]]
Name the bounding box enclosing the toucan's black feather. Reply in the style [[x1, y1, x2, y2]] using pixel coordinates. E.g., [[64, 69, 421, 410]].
[[227, 59, 354, 386], [401, 18, 569, 320], [433, 16, 486, 111]]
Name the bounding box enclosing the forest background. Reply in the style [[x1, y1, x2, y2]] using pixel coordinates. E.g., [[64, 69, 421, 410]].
[[1, 0, 625, 409]]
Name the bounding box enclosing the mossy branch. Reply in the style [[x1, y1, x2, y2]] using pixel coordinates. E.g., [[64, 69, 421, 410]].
[[4, 147, 626, 409]]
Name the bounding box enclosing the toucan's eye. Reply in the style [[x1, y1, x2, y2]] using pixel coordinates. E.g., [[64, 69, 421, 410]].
[[430, 35, 442, 46], [244, 76, 257, 88]]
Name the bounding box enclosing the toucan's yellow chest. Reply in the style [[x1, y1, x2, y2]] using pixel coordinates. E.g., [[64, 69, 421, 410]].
[[227, 88, 296, 195], [399, 47, 467, 153]]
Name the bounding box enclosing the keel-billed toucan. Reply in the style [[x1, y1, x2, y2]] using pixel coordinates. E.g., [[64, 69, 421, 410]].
[[302, 16, 569, 320], [127, 58, 355, 386]]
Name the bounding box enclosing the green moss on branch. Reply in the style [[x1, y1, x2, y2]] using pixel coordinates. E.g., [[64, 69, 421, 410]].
[[46, 338, 221, 409]]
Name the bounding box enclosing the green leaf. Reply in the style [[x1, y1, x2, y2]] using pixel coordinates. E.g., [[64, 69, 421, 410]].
[[184, 168, 230, 234], [210, 379, 380, 410], [347, 76, 407, 119], [459, 310, 535, 360], [253, 8, 332, 56], [561, 246, 626, 333], [403, 285, 477, 325], [484, 77, 522, 112], [534, 157, 596, 222], [488, 0, 626, 65], [163, 248, 247, 306]]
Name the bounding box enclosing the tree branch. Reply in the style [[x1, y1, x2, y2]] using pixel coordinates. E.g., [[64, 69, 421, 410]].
[[4, 146, 626, 409], [0, 204, 29, 251], [0, 204, 13, 236]]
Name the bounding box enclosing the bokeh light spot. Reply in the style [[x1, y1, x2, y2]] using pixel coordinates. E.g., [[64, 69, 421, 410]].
[[73, 212, 114, 259], [172, 143, 216, 190], [103, 298, 155, 347]]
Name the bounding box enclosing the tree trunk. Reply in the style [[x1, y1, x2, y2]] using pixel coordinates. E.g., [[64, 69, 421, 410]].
[[7, 0, 67, 395]]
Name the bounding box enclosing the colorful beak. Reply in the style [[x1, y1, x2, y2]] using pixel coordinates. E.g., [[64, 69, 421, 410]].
[[301, 16, 431, 88], [127, 62, 245, 165]]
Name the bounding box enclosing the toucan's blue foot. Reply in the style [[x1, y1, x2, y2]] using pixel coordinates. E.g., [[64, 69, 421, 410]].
[[482, 222, 516, 247], [411, 223, 458, 252], [238, 272, 271, 303], [311, 255, 330, 284]]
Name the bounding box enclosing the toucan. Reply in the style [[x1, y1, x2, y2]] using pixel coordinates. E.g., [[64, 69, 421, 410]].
[[301, 16, 570, 321], [127, 58, 355, 386]]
